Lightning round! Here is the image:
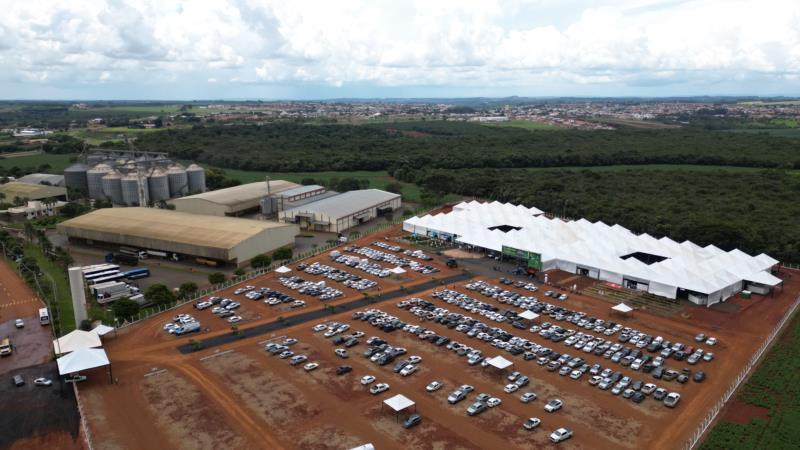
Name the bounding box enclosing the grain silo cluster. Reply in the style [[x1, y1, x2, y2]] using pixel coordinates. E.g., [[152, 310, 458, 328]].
[[64, 150, 206, 206]]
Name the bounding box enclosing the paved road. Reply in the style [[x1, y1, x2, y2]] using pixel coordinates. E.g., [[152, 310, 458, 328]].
[[177, 272, 473, 353]]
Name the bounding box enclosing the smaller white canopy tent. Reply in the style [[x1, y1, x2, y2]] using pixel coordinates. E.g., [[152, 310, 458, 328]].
[[611, 303, 634, 315], [390, 266, 407, 274], [53, 330, 102, 355], [57, 347, 109, 375], [275, 266, 292, 273], [487, 355, 514, 370], [383, 394, 416, 412], [518, 310, 539, 321], [91, 324, 115, 337], [350, 444, 375, 450]]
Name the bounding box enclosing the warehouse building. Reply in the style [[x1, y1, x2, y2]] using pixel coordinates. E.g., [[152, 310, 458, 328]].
[[260, 184, 339, 215], [279, 189, 401, 233], [169, 180, 300, 217], [404, 200, 781, 306], [57, 208, 299, 266], [0, 181, 68, 201], [16, 173, 65, 186]]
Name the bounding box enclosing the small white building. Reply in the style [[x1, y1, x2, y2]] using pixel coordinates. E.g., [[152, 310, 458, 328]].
[[280, 189, 401, 233], [4, 200, 67, 222]]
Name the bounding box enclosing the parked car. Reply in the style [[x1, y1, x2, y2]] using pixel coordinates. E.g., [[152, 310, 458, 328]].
[[504, 383, 520, 393], [664, 392, 681, 407], [523, 417, 541, 430], [33, 377, 52, 386], [336, 365, 352, 375], [370, 383, 390, 395], [487, 397, 502, 407], [467, 401, 488, 416], [694, 371, 706, 382], [303, 362, 319, 371], [361, 375, 376, 385], [15, 319, 24, 328], [448, 390, 467, 404], [520, 392, 537, 403], [403, 414, 422, 429], [12, 375, 24, 387], [426, 381, 442, 392], [550, 427, 573, 443], [544, 399, 563, 412]]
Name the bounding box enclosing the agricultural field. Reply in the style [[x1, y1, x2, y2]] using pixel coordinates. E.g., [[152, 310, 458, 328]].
[[0, 152, 76, 173]]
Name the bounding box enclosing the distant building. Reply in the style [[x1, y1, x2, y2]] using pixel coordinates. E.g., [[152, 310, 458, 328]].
[[16, 173, 65, 187], [169, 180, 300, 217], [0, 181, 68, 202], [279, 189, 401, 233], [3, 200, 67, 222]]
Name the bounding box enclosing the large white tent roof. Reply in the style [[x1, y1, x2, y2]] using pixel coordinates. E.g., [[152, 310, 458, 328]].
[[57, 347, 109, 375], [383, 394, 415, 412], [487, 355, 514, 370], [404, 201, 780, 297], [518, 310, 539, 320], [53, 330, 102, 355]]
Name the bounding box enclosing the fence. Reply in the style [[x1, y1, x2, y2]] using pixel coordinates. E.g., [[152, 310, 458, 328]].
[[683, 294, 800, 450], [116, 213, 413, 329], [73, 383, 94, 450]]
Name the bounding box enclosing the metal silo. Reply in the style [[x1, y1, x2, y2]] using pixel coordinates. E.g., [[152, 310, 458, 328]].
[[121, 173, 146, 205], [148, 168, 170, 202], [186, 164, 206, 193], [64, 163, 89, 194], [87, 164, 112, 200], [167, 164, 188, 197], [101, 171, 123, 204]]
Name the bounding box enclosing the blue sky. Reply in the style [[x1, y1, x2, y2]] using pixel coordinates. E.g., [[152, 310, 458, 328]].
[[1, 0, 798, 100]]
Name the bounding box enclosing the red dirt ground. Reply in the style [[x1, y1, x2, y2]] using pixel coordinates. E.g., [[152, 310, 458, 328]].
[[75, 226, 800, 450], [720, 398, 770, 425]]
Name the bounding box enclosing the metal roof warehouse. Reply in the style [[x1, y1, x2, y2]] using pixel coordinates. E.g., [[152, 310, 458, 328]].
[[57, 207, 299, 265], [279, 189, 401, 233], [168, 180, 300, 216]]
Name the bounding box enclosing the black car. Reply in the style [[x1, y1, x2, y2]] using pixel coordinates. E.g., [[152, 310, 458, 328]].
[[693, 371, 706, 382], [631, 392, 645, 403], [652, 367, 664, 379], [336, 365, 352, 375], [403, 414, 422, 429]]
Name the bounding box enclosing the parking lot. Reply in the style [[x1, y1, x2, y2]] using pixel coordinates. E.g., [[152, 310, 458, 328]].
[[75, 226, 800, 450]]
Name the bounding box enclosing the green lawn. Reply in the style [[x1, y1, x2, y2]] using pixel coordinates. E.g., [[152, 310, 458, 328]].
[[22, 242, 75, 334], [481, 120, 559, 130], [0, 153, 77, 172]]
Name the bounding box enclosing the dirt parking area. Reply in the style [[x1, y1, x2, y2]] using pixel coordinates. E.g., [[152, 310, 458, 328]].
[[74, 226, 800, 450]]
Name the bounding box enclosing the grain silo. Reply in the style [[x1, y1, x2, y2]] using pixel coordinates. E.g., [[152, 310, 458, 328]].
[[186, 164, 206, 193], [101, 171, 123, 204], [87, 164, 113, 200], [64, 163, 89, 194], [167, 164, 189, 197], [148, 168, 170, 202], [121, 173, 148, 206]]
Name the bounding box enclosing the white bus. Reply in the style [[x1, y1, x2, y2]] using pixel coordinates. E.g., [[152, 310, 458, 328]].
[[39, 307, 50, 326]]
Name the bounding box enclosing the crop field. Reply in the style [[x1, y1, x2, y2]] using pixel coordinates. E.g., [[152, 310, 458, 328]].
[[0, 153, 76, 173], [75, 225, 800, 450]]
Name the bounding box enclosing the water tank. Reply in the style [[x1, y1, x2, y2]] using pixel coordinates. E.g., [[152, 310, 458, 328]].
[[186, 164, 206, 193], [86, 164, 113, 200], [121, 173, 148, 206], [64, 163, 89, 194], [101, 171, 123, 204], [167, 164, 188, 197], [148, 168, 170, 202]]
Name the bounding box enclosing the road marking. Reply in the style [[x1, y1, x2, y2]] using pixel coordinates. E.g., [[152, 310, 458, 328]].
[[257, 335, 286, 345], [199, 349, 234, 361], [144, 369, 168, 378]]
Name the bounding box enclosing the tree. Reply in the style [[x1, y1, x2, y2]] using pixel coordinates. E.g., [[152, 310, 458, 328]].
[[144, 284, 175, 305], [230, 324, 239, 336], [384, 181, 403, 195], [273, 247, 293, 260], [335, 177, 361, 192], [208, 272, 225, 284], [178, 282, 198, 298], [250, 254, 272, 269], [112, 297, 140, 322], [234, 268, 245, 276], [301, 178, 317, 185]]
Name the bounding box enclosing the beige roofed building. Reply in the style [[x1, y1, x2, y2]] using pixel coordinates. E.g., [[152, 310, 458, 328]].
[[0, 181, 67, 201], [57, 208, 299, 266], [168, 180, 300, 216]]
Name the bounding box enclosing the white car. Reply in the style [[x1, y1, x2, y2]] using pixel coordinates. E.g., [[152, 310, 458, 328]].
[[520, 392, 537, 403], [163, 323, 178, 331], [289, 355, 307, 365], [426, 381, 442, 392], [312, 324, 327, 332], [544, 399, 563, 412], [15, 318, 24, 328], [407, 355, 422, 364], [361, 375, 376, 385], [335, 348, 349, 358], [705, 337, 718, 346], [370, 383, 390, 395], [523, 417, 541, 430], [33, 377, 52, 386], [487, 397, 502, 407], [227, 316, 242, 323], [569, 370, 582, 380], [400, 364, 417, 377], [550, 427, 573, 443], [504, 383, 520, 393], [303, 362, 319, 371]]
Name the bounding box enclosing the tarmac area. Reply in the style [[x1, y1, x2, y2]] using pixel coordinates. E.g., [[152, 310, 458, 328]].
[[71, 226, 800, 450]]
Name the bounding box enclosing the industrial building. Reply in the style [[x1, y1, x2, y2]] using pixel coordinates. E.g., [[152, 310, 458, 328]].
[[169, 180, 301, 217], [2, 200, 67, 222], [279, 189, 401, 233], [16, 173, 65, 186], [57, 207, 299, 266], [259, 184, 339, 215], [63, 150, 206, 206], [0, 181, 67, 201], [403, 200, 782, 306]]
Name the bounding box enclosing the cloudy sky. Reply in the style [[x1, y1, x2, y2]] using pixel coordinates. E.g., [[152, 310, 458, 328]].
[[1, 0, 799, 99]]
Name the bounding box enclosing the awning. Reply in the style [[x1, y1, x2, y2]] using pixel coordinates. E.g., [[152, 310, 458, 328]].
[[487, 355, 514, 370], [383, 394, 415, 412], [57, 347, 110, 375], [275, 266, 292, 273], [612, 303, 634, 313], [518, 310, 539, 320], [53, 330, 102, 355], [91, 324, 115, 337], [746, 271, 783, 286]]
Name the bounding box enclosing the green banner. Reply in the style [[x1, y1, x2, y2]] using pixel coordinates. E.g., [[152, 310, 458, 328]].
[[502, 246, 542, 270]]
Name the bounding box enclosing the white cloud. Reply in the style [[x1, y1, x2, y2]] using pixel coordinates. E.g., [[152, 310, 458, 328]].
[[0, 0, 798, 97]]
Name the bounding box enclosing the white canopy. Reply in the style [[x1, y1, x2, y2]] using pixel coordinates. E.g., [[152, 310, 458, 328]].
[[383, 394, 415, 412], [91, 324, 115, 336], [57, 347, 110, 375], [612, 303, 634, 313], [518, 310, 539, 320], [487, 355, 514, 370], [53, 330, 102, 355], [275, 266, 292, 273], [390, 266, 407, 274]]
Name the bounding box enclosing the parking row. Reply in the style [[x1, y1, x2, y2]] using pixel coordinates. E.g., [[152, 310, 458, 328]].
[[297, 262, 378, 291]]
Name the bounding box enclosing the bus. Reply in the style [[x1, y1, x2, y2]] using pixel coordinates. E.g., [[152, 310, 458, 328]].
[[124, 268, 151, 280], [82, 264, 120, 278], [39, 307, 50, 326], [88, 272, 127, 285], [84, 269, 121, 282]]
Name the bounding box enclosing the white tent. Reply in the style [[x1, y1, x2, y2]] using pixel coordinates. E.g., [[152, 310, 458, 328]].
[[56, 347, 110, 375], [53, 330, 102, 355], [383, 394, 415, 412], [275, 266, 292, 273], [390, 266, 407, 274], [91, 324, 115, 337], [518, 310, 539, 321], [612, 303, 634, 314], [487, 355, 514, 370]]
